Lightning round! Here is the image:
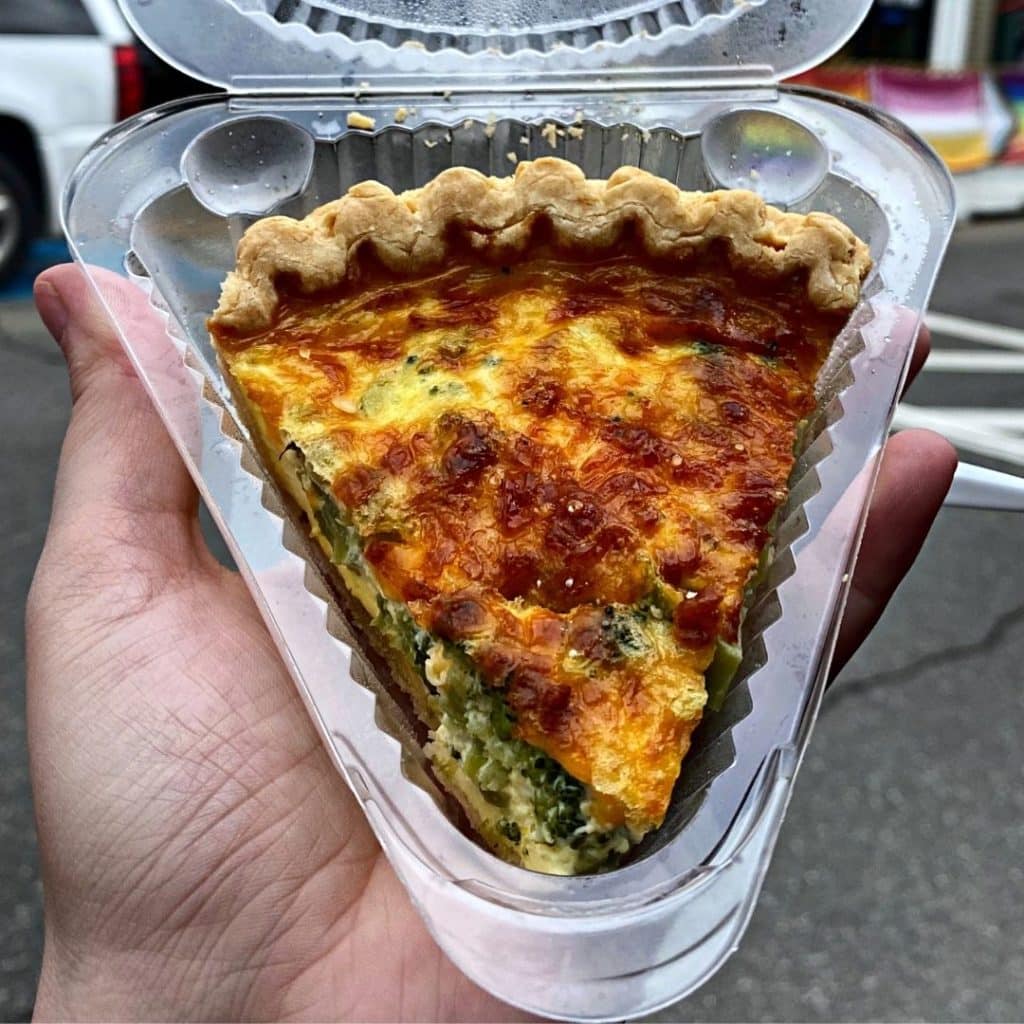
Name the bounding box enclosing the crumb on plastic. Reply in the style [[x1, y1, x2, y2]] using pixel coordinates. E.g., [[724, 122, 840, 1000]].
[[506, 151, 518, 164], [347, 112, 376, 130], [394, 106, 409, 124], [484, 112, 497, 138], [567, 125, 584, 140], [423, 138, 439, 148], [573, 108, 584, 124], [463, 118, 474, 131], [541, 122, 559, 149]]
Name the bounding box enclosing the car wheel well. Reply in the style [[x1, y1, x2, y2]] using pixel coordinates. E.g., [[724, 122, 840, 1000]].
[[0, 116, 45, 223]]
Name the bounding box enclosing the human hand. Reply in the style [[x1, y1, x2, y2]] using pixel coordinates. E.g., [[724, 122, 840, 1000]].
[[26, 264, 954, 1021], [829, 326, 957, 672], [28, 265, 527, 1022]]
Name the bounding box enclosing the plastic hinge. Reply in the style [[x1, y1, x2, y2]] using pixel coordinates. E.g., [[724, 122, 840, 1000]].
[[226, 65, 780, 97]]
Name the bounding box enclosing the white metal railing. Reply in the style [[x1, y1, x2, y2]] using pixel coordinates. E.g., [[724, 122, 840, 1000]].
[[894, 311, 1024, 509]]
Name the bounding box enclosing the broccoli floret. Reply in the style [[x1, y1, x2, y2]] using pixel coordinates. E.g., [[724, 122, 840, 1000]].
[[600, 605, 649, 658], [523, 754, 587, 841], [497, 818, 521, 844]]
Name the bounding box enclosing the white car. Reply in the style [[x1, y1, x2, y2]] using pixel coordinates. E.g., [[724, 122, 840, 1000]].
[[0, 0, 143, 281]]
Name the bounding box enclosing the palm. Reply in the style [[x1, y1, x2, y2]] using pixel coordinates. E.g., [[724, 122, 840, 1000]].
[[28, 265, 954, 1021]]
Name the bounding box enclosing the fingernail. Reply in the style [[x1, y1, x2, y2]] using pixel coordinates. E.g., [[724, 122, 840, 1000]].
[[35, 280, 69, 349]]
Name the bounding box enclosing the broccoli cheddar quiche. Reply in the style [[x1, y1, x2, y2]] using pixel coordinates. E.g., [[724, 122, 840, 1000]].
[[209, 157, 870, 874]]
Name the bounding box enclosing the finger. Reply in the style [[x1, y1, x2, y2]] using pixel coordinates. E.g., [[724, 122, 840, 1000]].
[[903, 324, 930, 397], [34, 265, 203, 568], [831, 428, 957, 678]]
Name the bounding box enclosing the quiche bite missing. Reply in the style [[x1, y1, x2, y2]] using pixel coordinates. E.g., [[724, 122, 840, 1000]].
[[209, 157, 870, 874]]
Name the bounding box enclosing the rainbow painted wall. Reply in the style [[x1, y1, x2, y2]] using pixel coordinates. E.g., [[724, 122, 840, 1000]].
[[789, 66, 1024, 174]]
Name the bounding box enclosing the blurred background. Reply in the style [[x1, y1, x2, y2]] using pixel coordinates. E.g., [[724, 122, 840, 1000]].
[[0, 0, 206, 291], [1, 1, 1023, 1021]]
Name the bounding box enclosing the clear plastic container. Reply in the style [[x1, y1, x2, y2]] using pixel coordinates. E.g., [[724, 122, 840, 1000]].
[[63, 2, 956, 1018]]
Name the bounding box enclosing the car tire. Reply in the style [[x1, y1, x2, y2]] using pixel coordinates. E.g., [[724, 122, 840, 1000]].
[[0, 154, 39, 285]]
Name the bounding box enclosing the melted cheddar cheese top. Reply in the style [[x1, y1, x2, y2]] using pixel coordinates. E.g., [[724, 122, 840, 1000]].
[[212, 254, 844, 831]]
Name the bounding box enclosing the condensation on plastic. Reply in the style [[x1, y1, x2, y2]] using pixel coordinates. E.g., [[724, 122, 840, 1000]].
[[60, 1, 954, 1019], [118, 0, 874, 87]]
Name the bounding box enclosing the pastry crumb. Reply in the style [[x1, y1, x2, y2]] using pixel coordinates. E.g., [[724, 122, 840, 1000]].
[[567, 125, 585, 140], [463, 118, 474, 130], [423, 138, 439, 148], [445, 130, 452, 143], [394, 106, 409, 124], [484, 112, 497, 138], [641, 128, 651, 142], [541, 122, 559, 149], [346, 112, 376, 130], [331, 395, 359, 414], [506, 151, 518, 164], [442, 89, 452, 100], [519, 134, 529, 145], [573, 108, 584, 125]]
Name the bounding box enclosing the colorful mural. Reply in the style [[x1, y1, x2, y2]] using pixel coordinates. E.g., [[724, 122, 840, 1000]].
[[790, 65, 1024, 174]]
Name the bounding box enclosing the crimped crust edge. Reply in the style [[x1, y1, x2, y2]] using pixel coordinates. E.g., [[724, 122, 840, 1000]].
[[212, 157, 872, 334]]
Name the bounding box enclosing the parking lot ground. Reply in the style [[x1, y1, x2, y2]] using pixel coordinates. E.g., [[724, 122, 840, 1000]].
[[1, 223, 1023, 1021]]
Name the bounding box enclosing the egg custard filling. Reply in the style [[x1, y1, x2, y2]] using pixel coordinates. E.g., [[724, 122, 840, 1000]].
[[209, 159, 869, 873]]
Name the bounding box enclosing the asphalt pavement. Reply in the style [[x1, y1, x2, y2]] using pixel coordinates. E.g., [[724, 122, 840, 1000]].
[[1, 224, 1022, 1022]]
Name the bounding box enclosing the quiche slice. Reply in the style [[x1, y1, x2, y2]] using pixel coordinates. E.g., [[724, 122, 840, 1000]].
[[209, 157, 870, 874]]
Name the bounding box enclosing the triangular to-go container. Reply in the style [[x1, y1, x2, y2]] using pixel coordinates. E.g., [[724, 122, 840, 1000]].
[[61, 1, 954, 1017]]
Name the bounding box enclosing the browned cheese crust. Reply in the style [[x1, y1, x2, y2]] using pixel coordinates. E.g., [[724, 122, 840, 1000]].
[[209, 158, 871, 846]]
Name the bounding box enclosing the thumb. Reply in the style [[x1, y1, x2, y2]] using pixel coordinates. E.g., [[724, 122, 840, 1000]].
[[34, 264, 203, 575], [36, 268, 128, 407]]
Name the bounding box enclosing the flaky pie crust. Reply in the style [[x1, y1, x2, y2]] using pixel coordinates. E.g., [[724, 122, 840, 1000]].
[[211, 157, 871, 335]]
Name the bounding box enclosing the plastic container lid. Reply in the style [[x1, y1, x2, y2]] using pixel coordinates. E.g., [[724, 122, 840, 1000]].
[[119, 0, 874, 91]]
